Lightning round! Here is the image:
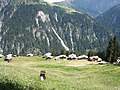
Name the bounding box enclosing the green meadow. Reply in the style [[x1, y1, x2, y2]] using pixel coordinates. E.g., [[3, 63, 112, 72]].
[[0, 56, 120, 90]]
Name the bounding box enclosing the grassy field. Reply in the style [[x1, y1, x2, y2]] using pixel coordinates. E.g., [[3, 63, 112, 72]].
[[0, 56, 120, 90]]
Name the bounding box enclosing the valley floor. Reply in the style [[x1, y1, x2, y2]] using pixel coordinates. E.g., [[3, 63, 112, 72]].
[[0, 56, 120, 90]]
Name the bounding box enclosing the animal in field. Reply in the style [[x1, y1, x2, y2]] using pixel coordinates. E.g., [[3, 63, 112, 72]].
[[40, 70, 46, 81]]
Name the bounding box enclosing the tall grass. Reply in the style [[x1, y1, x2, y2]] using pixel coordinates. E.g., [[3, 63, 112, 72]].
[[0, 57, 120, 90]]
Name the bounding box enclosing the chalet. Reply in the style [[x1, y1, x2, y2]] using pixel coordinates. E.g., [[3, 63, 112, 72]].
[[27, 53, 33, 57], [77, 55, 88, 60], [55, 55, 67, 60], [67, 54, 77, 60]]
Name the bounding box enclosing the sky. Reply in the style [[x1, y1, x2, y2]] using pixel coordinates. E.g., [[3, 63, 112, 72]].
[[44, 0, 65, 3]]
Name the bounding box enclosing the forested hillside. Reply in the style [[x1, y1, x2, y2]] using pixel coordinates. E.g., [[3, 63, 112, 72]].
[[0, 0, 112, 55], [96, 4, 120, 41]]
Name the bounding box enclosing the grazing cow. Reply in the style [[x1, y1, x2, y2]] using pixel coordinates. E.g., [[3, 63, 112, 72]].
[[4, 54, 12, 63], [40, 71, 46, 81]]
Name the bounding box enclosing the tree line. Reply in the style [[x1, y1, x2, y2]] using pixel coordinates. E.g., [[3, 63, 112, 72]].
[[88, 36, 120, 63], [52, 36, 120, 63]]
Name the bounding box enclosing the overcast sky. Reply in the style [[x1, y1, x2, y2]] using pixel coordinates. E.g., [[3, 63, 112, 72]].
[[44, 0, 65, 3]]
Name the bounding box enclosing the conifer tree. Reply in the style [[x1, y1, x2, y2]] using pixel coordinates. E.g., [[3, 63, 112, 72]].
[[106, 36, 120, 63], [60, 49, 65, 55], [66, 51, 70, 56]]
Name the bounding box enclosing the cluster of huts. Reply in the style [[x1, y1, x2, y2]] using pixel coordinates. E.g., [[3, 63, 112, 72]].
[[43, 52, 103, 61], [0, 52, 106, 63], [42, 52, 112, 64], [0, 52, 120, 64]]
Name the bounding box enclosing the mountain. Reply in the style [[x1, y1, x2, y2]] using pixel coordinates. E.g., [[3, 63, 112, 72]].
[[96, 4, 120, 41], [55, 0, 120, 17], [0, 0, 112, 55]]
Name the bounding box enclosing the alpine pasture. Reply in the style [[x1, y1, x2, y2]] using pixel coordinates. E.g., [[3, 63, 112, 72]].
[[0, 56, 120, 90]]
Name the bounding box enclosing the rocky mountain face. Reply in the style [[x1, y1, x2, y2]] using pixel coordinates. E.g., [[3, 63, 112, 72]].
[[55, 0, 120, 17], [0, 0, 111, 55], [96, 4, 120, 41]]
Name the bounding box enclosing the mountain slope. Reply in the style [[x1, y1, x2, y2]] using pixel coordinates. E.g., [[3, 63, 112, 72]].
[[96, 4, 120, 41], [55, 0, 120, 17], [0, 0, 112, 55]]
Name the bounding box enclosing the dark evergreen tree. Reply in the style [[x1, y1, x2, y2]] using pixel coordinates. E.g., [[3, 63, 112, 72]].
[[87, 50, 97, 57], [60, 49, 65, 55], [97, 51, 106, 60], [106, 36, 120, 63], [65, 51, 70, 56]]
